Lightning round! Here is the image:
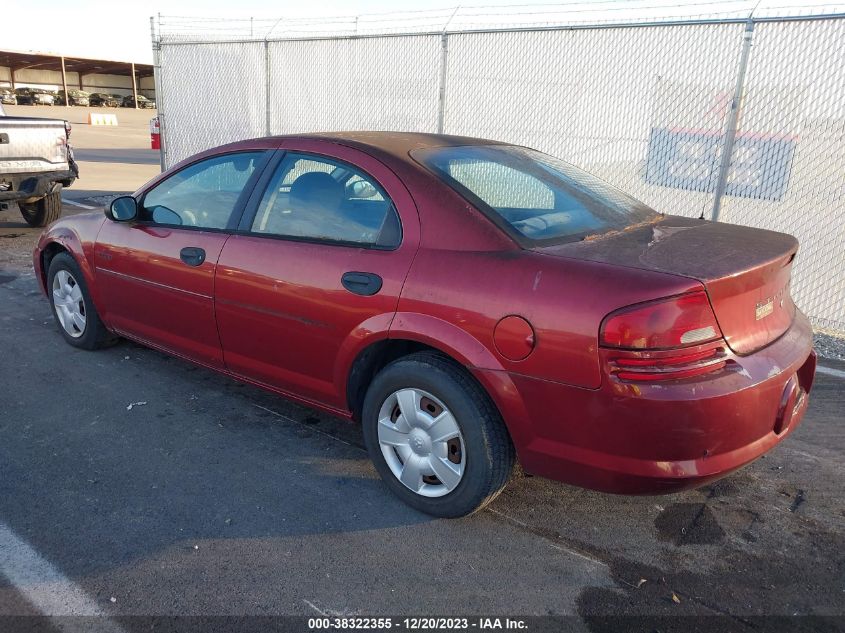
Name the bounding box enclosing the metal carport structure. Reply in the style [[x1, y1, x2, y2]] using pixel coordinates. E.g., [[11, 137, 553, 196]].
[[0, 50, 154, 108]]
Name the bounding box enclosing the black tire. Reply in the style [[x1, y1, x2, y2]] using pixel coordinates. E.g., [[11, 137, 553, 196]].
[[47, 252, 116, 350], [362, 351, 515, 518], [20, 189, 63, 227]]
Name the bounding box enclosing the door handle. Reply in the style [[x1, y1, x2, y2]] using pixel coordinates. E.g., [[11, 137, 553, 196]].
[[341, 271, 382, 296], [180, 247, 206, 267]]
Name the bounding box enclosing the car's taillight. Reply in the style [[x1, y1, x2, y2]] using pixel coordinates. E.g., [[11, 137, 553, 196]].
[[600, 291, 721, 350], [600, 291, 726, 382], [64, 121, 72, 138]]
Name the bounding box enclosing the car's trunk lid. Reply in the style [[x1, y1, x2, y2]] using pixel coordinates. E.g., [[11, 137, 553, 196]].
[[534, 215, 798, 355]]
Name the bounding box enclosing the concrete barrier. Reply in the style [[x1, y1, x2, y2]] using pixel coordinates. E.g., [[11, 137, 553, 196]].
[[88, 113, 118, 126]]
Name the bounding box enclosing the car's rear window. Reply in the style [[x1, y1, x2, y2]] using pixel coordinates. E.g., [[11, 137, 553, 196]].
[[413, 144, 659, 244]]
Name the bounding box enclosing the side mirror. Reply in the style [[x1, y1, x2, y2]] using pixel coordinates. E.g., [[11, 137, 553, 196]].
[[107, 196, 137, 222]]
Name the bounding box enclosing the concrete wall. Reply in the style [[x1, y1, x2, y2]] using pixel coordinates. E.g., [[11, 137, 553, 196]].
[[0, 66, 155, 97]]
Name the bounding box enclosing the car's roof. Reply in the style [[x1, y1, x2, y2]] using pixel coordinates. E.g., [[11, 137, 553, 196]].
[[270, 131, 509, 164]]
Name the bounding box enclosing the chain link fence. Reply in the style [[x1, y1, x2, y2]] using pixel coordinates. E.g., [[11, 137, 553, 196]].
[[152, 4, 845, 333]]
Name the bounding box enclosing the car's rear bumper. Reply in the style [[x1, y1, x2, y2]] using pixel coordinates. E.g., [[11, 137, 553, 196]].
[[479, 310, 816, 494], [0, 170, 76, 202]]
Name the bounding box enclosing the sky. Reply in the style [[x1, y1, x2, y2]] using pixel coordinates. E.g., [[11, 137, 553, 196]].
[[5, 0, 833, 65], [5, 0, 528, 63]]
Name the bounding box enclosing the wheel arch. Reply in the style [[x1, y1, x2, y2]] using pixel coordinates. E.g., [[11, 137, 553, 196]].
[[341, 313, 534, 456], [36, 226, 102, 310], [345, 338, 440, 422], [39, 241, 71, 292]]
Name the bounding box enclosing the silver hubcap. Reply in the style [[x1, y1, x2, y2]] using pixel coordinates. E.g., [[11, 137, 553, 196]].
[[51, 269, 86, 338], [377, 388, 465, 498]]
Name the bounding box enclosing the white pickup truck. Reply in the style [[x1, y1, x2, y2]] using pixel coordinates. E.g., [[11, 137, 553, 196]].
[[0, 102, 79, 226]]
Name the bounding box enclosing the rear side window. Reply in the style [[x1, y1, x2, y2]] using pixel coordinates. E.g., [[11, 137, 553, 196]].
[[413, 145, 658, 244], [142, 152, 265, 229], [447, 161, 554, 209], [250, 152, 401, 248]]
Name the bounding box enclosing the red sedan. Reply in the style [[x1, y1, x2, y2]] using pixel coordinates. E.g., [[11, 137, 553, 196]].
[[34, 133, 816, 517]]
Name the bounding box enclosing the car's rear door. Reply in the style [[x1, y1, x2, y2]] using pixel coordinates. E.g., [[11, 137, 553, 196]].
[[94, 148, 273, 367], [214, 142, 420, 410]]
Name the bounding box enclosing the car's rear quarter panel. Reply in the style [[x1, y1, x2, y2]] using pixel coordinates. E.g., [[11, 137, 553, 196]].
[[395, 248, 702, 389]]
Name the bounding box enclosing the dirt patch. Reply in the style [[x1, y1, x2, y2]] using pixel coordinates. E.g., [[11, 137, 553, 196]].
[[577, 522, 844, 628], [654, 503, 726, 545], [0, 205, 38, 273]]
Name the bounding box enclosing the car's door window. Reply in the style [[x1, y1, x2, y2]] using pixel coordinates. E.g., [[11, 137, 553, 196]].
[[250, 153, 401, 248], [142, 152, 265, 229]]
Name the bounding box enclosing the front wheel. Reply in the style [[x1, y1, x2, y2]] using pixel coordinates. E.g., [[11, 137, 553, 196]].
[[362, 352, 515, 517], [47, 253, 115, 350]]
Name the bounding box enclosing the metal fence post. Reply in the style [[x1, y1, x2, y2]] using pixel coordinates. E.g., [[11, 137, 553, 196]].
[[437, 32, 449, 134], [150, 15, 166, 171], [711, 19, 754, 222], [264, 39, 272, 136]]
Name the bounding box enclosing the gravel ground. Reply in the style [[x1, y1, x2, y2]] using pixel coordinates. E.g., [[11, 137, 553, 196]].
[[813, 331, 845, 362]]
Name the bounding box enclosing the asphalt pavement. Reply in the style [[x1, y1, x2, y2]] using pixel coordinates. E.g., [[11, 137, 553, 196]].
[[0, 269, 843, 631]]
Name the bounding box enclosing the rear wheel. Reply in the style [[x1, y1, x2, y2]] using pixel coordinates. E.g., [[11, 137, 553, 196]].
[[20, 189, 62, 227], [362, 352, 515, 517], [47, 253, 115, 350]]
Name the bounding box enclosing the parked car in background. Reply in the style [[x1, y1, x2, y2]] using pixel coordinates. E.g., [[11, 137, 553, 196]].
[[0, 106, 78, 226], [122, 94, 155, 109], [56, 89, 91, 106], [0, 88, 16, 105], [89, 92, 121, 107], [15, 88, 55, 106], [32, 132, 815, 518]]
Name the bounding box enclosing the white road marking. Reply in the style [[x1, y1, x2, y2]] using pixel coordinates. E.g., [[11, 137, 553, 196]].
[[62, 198, 97, 210], [301, 598, 355, 617], [817, 365, 845, 379], [0, 521, 126, 631], [303, 599, 328, 615]]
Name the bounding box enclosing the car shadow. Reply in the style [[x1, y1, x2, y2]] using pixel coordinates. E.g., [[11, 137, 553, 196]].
[[0, 220, 31, 230], [0, 332, 435, 582]]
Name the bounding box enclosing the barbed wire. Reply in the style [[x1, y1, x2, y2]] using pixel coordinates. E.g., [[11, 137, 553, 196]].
[[153, 1, 845, 42]]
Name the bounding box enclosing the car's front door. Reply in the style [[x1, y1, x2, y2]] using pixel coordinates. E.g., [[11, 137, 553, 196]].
[[214, 144, 420, 410], [94, 149, 271, 367]]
